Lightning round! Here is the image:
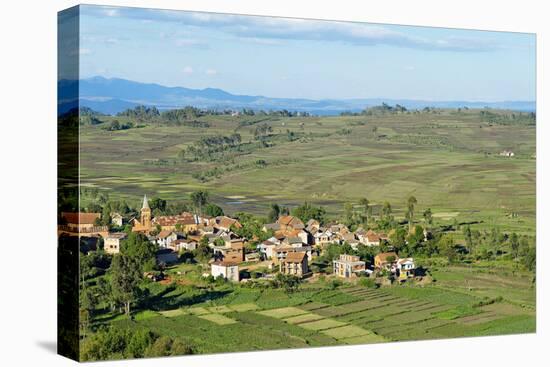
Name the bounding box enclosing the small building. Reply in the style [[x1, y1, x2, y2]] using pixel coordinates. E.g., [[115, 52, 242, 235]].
[[153, 213, 198, 233], [214, 216, 242, 232], [61, 212, 101, 231], [396, 258, 416, 278], [212, 241, 245, 263], [157, 230, 178, 248], [374, 252, 399, 270], [283, 236, 304, 248], [273, 246, 311, 265], [104, 232, 127, 254], [211, 261, 240, 282], [499, 150, 515, 157], [333, 254, 366, 278], [258, 239, 278, 259], [263, 223, 281, 232], [306, 219, 320, 232], [59, 212, 108, 238], [169, 239, 197, 252], [314, 230, 338, 246], [276, 215, 305, 232], [110, 212, 123, 227], [280, 251, 309, 277]]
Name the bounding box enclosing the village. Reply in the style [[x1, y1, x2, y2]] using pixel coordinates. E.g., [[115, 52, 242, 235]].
[[60, 194, 419, 286]]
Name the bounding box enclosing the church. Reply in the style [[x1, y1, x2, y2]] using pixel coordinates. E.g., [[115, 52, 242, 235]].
[[131, 194, 200, 234], [131, 195, 152, 233]]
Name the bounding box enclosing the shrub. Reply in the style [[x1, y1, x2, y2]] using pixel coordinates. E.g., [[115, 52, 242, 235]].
[[358, 277, 378, 289]]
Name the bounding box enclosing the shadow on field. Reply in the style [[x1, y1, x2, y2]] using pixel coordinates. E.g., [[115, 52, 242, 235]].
[[145, 288, 233, 312]]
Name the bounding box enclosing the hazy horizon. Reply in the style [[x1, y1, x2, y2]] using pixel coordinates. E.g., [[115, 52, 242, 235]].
[[77, 75, 536, 104]]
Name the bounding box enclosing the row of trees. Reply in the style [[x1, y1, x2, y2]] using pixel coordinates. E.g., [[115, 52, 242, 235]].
[[80, 327, 194, 361], [114, 105, 312, 122]]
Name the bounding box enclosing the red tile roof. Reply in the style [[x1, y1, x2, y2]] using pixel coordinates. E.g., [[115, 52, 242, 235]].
[[283, 251, 307, 263], [61, 212, 101, 225]]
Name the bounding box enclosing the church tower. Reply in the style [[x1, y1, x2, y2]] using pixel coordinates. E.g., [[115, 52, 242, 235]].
[[140, 194, 152, 229]]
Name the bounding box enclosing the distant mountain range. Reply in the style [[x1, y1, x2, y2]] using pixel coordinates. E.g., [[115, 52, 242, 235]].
[[58, 76, 536, 115]]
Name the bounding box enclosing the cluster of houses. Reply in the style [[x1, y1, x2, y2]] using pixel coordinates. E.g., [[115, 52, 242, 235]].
[[60, 194, 416, 283]]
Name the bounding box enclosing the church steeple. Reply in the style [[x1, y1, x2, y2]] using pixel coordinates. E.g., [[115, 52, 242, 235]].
[[142, 194, 150, 210], [140, 194, 152, 229]]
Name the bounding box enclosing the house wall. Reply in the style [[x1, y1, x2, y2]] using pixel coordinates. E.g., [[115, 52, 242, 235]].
[[104, 238, 120, 254]]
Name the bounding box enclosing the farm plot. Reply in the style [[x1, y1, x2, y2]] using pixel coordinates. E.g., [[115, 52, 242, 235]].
[[321, 325, 371, 339], [159, 308, 185, 318], [258, 307, 308, 319], [454, 312, 503, 325], [207, 305, 233, 313], [299, 318, 347, 331], [187, 307, 210, 316], [228, 303, 259, 312], [298, 301, 329, 311], [310, 290, 361, 306], [284, 313, 325, 324], [340, 334, 388, 344], [198, 313, 238, 325]]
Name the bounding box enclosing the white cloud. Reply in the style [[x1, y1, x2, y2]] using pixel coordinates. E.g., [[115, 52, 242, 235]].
[[183, 66, 194, 74], [174, 39, 209, 49], [103, 8, 119, 17], [83, 6, 506, 52], [205, 69, 218, 76]]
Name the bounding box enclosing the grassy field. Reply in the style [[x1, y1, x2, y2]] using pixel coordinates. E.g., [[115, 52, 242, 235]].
[[91, 263, 534, 355], [78, 110, 536, 234]]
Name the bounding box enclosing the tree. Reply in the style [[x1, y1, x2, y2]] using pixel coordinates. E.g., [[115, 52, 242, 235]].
[[267, 203, 281, 223], [438, 234, 457, 262], [406, 196, 418, 232], [382, 201, 392, 220], [101, 205, 111, 226], [423, 208, 433, 229], [523, 247, 536, 272], [463, 225, 473, 255], [190, 190, 209, 215], [344, 202, 355, 226], [359, 197, 370, 227], [272, 273, 301, 293], [291, 202, 326, 224], [510, 232, 520, 260], [122, 232, 157, 272], [109, 254, 142, 316], [204, 203, 224, 217], [194, 237, 213, 263], [96, 277, 115, 311], [127, 329, 155, 358], [149, 197, 167, 213]]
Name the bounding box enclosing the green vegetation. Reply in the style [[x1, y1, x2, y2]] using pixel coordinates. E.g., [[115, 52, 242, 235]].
[[74, 106, 535, 360], [78, 108, 535, 235]]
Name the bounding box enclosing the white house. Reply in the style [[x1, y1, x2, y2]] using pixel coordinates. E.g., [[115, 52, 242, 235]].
[[110, 212, 123, 227], [314, 230, 339, 246], [283, 236, 304, 248], [104, 232, 127, 254], [157, 230, 178, 248], [258, 239, 278, 259], [169, 239, 197, 252], [396, 258, 416, 278], [211, 261, 240, 282]]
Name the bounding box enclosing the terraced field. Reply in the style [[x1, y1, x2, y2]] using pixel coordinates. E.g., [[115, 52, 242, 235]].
[[111, 282, 535, 354], [79, 111, 536, 233]]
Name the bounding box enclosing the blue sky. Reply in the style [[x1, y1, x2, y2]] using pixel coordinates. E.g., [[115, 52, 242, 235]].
[[76, 5, 536, 102]]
